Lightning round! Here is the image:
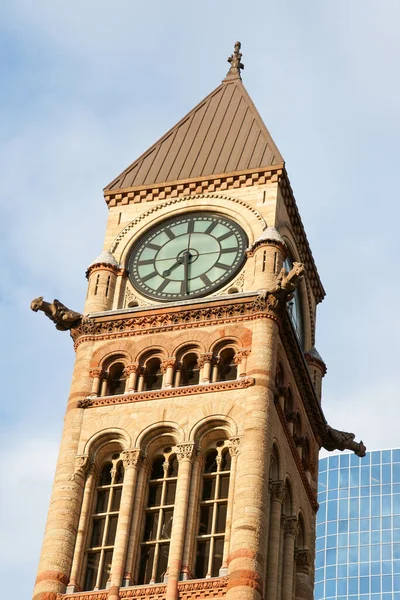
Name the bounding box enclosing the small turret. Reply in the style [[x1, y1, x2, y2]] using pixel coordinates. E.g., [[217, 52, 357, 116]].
[[304, 346, 327, 403], [246, 227, 287, 291], [84, 250, 122, 313]]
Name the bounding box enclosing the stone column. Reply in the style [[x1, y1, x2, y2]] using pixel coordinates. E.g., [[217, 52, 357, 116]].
[[124, 364, 139, 393], [90, 368, 103, 397], [198, 353, 213, 384], [211, 359, 220, 383], [67, 462, 99, 592], [265, 481, 285, 600], [221, 438, 240, 574], [294, 549, 312, 600], [137, 369, 145, 392], [166, 443, 195, 600], [181, 452, 203, 580], [100, 377, 108, 397], [226, 317, 280, 600], [161, 359, 176, 388], [281, 517, 298, 600], [33, 412, 87, 600], [234, 350, 250, 378], [108, 449, 141, 600], [123, 461, 148, 586]]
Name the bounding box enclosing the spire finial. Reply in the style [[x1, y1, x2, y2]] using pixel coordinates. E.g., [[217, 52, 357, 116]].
[[225, 41, 244, 80]]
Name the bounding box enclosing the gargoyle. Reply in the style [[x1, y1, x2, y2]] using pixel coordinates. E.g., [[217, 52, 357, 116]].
[[271, 262, 305, 302], [257, 262, 305, 306], [322, 425, 366, 457], [30, 297, 82, 331]]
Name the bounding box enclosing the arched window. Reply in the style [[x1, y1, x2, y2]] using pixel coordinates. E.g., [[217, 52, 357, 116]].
[[108, 362, 126, 396], [217, 348, 237, 382], [284, 255, 303, 347], [180, 352, 200, 386], [195, 442, 231, 578], [83, 455, 124, 590], [138, 450, 179, 584], [144, 357, 163, 391]]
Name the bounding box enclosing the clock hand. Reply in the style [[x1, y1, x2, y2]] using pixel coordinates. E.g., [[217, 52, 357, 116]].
[[162, 256, 184, 277], [183, 250, 190, 295]]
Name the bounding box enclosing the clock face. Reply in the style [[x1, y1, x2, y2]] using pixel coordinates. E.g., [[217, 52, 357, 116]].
[[128, 213, 247, 301]]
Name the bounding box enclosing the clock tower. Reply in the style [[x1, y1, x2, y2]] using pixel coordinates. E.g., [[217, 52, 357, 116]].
[[32, 42, 365, 600]]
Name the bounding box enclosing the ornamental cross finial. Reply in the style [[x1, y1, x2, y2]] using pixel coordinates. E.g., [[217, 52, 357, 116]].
[[226, 41, 244, 79]]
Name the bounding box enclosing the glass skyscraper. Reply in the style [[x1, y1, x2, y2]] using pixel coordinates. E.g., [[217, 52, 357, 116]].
[[316, 448, 400, 600]]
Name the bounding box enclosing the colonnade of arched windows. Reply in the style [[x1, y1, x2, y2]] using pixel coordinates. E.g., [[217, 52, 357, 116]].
[[89, 344, 249, 398]]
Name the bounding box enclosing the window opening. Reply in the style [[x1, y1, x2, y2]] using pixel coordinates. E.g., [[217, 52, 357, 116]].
[[144, 358, 163, 391], [138, 451, 179, 584], [262, 250, 267, 272], [83, 458, 124, 591], [195, 444, 231, 578], [105, 276, 111, 298], [180, 353, 200, 386], [218, 349, 237, 382], [108, 363, 126, 396], [94, 274, 100, 296]]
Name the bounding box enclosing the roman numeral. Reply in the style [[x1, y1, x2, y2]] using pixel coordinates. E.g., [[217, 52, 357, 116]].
[[214, 262, 230, 271], [165, 228, 176, 240], [217, 231, 234, 242], [200, 273, 212, 286], [147, 243, 162, 251], [220, 247, 237, 254], [205, 222, 217, 234], [157, 280, 170, 293], [187, 220, 194, 233], [142, 271, 158, 282]]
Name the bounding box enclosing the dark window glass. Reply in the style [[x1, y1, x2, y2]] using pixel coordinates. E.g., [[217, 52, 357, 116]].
[[168, 456, 179, 478], [205, 450, 218, 473], [100, 463, 112, 486], [156, 544, 169, 582], [195, 540, 210, 578], [144, 512, 159, 541], [218, 348, 237, 381], [108, 363, 126, 396], [151, 456, 165, 479], [161, 510, 174, 539], [216, 504, 227, 533], [220, 450, 231, 471], [111, 488, 122, 511], [84, 553, 100, 591], [212, 538, 224, 576], [181, 353, 200, 386], [106, 516, 118, 545], [96, 490, 109, 513], [199, 505, 213, 534], [165, 481, 177, 504], [138, 545, 155, 585], [219, 475, 230, 499], [148, 483, 162, 507], [202, 478, 216, 500], [90, 518, 105, 547], [144, 358, 163, 390], [100, 550, 113, 588]]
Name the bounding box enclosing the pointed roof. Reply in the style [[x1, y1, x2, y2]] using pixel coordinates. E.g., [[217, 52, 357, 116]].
[[105, 43, 283, 192]]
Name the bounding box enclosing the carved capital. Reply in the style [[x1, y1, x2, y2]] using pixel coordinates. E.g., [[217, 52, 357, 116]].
[[282, 516, 298, 538], [197, 353, 213, 368], [161, 358, 176, 374], [229, 436, 241, 456], [269, 480, 285, 503], [89, 367, 104, 379], [295, 548, 311, 573], [253, 290, 280, 313], [69, 455, 90, 481], [176, 442, 196, 462], [121, 448, 142, 469], [123, 363, 140, 376], [233, 348, 251, 365]]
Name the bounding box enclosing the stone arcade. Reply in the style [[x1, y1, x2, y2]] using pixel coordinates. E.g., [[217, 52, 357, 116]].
[[32, 43, 365, 600]]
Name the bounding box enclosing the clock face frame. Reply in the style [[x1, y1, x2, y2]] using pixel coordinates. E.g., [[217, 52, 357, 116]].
[[128, 213, 248, 302]]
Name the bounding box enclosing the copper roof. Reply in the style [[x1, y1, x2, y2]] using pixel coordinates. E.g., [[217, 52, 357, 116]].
[[105, 76, 283, 191]]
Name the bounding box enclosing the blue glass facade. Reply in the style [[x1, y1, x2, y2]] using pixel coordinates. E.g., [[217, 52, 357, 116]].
[[316, 449, 400, 600]]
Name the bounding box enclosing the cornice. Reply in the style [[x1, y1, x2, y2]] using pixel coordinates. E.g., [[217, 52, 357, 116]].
[[103, 165, 283, 207], [278, 168, 325, 303], [73, 294, 281, 348], [78, 377, 255, 409]]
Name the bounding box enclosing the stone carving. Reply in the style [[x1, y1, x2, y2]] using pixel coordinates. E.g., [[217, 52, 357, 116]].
[[229, 436, 241, 456], [272, 262, 305, 302], [197, 352, 213, 368], [323, 425, 366, 457], [269, 480, 286, 502], [123, 364, 140, 376], [121, 449, 142, 469], [177, 443, 196, 461], [295, 548, 311, 572], [30, 297, 82, 331], [283, 516, 299, 537], [226, 41, 244, 77], [69, 455, 89, 481], [77, 397, 93, 408], [89, 367, 104, 379], [234, 348, 251, 364], [160, 358, 176, 373]]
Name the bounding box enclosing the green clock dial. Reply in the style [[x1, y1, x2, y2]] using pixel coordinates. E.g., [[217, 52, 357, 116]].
[[128, 213, 247, 301]]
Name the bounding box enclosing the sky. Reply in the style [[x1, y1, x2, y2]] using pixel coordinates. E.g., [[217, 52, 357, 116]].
[[1, 0, 399, 596]]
